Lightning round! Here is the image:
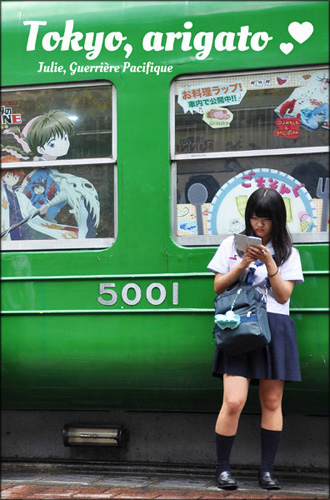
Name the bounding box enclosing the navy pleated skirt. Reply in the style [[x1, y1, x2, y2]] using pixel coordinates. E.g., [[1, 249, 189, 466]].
[[212, 312, 302, 382]]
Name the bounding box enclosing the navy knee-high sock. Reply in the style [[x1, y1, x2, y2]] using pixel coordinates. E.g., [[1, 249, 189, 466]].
[[259, 428, 282, 474], [215, 432, 236, 474]]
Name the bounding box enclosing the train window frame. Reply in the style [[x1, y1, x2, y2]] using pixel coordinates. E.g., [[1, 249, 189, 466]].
[[170, 66, 329, 247], [1, 81, 117, 252]]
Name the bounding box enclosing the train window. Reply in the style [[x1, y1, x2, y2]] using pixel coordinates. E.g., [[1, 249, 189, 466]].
[[1, 82, 116, 251], [170, 66, 329, 246]]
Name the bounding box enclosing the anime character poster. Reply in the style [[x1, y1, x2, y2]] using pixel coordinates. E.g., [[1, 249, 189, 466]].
[[1, 109, 101, 245]]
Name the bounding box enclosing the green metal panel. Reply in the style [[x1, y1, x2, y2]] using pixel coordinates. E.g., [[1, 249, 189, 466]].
[[1, 1, 329, 413], [1, 270, 328, 412]]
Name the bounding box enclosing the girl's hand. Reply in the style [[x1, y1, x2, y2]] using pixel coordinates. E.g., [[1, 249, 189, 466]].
[[245, 244, 272, 264], [241, 247, 259, 267]]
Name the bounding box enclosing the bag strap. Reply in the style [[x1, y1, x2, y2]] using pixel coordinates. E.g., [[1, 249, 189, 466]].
[[226, 254, 276, 305], [244, 253, 276, 289], [229, 288, 243, 310], [241, 254, 275, 302]]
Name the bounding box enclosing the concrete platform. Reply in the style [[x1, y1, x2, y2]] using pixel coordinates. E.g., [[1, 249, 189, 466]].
[[1, 462, 328, 499]]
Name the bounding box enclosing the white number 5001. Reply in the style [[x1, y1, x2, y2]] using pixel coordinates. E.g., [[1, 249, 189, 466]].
[[97, 282, 179, 306]]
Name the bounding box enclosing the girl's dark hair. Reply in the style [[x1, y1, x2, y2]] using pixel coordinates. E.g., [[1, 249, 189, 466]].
[[244, 187, 292, 265]]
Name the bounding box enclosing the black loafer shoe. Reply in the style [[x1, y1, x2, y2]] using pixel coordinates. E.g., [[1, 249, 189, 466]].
[[258, 471, 281, 490], [216, 470, 238, 490]]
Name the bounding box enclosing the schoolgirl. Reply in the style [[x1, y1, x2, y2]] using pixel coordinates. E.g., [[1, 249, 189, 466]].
[[207, 187, 304, 490]]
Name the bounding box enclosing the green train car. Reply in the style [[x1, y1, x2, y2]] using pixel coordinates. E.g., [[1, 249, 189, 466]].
[[1, 0, 329, 420]]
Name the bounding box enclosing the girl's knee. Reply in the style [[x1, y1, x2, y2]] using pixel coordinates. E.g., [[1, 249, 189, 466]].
[[259, 381, 284, 412], [260, 394, 282, 412], [223, 397, 246, 415]]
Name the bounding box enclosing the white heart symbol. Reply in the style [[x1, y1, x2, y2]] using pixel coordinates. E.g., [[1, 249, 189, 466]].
[[288, 22, 314, 44], [280, 42, 294, 55]]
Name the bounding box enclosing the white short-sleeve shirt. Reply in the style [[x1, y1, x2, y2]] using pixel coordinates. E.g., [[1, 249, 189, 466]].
[[207, 235, 304, 315]]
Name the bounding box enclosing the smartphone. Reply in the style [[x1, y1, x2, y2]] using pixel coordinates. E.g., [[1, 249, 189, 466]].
[[234, 234, 262, 253], [247, 236, 262, 247]]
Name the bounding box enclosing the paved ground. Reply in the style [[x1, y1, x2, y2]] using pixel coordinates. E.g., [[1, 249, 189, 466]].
[[1, 463, 328, 500]]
